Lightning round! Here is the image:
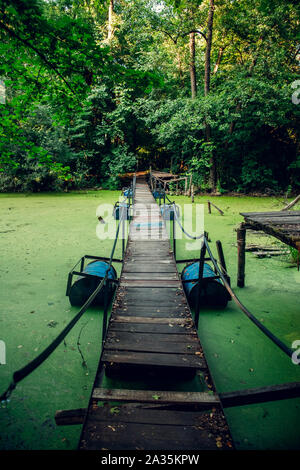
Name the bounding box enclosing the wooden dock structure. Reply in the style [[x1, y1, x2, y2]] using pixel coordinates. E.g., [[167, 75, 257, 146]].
[[237, 210, 300, 286], [77, 177, 234, 450]]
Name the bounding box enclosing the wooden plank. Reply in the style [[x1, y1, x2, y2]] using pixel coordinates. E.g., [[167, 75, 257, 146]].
[[92, 388, 219, 405], [111, 309, 189, 319], [124, 259, 174, 264], [104, 341, 201, 355], [112, 316, 192, 325], [282, 195, 300, 211], [121, 273, 178, 280], [113, 302, 188, 311], [104, 333, 201, 354], [107, 329, 197, 340], [79, 402, 234, 450], [123, 265, 176, 272], [121, 280, 181, 287], [114, 302, 187, 312], [55, 408, 86, 426], [241, 211, 300, 217], [81, 403, 218, 425], [248, 217, 300, 225], [220, 381, 300, 408], [109, 322, 194, 334], [102, 350, 206, 369], [117, 287, 183, 297], [79, 420, 219, 450]]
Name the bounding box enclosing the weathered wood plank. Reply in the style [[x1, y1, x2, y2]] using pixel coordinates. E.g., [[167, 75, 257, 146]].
[[112, 315, 192, 325], [111, 309, 189, 319], [123, 264, 176, 272], [247, 218, 300, 225], [220, 381, 300, 408], [241, 211, 300, 217], [82, 404, 217, 425], [104, 332, 200, 354], [121, 272, 178, 280], [109, 322, 194, 334], [102, 350, 206, 369], [121, 280, 181, 287], [107, 329, 197, 340], [79, 420, 219, 450], [92, 388, 219, 405], [55, 408, 86, 426]]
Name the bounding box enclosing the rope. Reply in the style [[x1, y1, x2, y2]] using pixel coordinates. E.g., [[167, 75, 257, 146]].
[[151, 171, 297, 364], [172, 202, 204, 240], [151, 174, 202, 239], [0, 211, 125, 402], [203, 237, 296, 362]]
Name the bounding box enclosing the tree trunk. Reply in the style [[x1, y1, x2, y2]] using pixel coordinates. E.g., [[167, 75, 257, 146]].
[[108, 0, 114, 41], [189, 32, 197, 99], [174, 49, 184, 88], [204, 0, 214, 96], [213, 46, 224, 74], [204, 0, 216, 191]]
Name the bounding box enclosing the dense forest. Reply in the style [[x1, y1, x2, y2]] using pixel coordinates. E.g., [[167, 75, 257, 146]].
[[0, 0, 299, 193]]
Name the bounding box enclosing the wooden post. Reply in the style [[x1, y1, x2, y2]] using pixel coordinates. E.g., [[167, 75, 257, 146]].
[[185, 177, 188, 195], [237, 223, 246, 288], [191, 184, 194, 203], [194, 238, 206, 329], [207, 200, 224, 215], [122, 207, 125, 260], [173, 214, 176, 260], [216, 240, 230, 286], [102, 279, 109, 345], [188, 174, 192, 197]]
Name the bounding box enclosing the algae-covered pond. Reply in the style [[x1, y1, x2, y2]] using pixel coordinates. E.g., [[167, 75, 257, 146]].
[[0, 190, 300, 450]]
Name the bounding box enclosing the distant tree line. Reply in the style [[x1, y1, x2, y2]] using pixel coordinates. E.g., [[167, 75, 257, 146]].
[[0, 0, 299, 193]]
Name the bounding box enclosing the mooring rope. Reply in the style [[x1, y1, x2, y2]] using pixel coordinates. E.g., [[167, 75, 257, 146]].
[[0, 210, 125, 402], [202, 237, 296, 362], [172, 202, 204, 240]]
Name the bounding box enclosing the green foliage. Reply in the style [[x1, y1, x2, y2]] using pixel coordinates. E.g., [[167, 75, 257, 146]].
[[0, 0, 299, 193]]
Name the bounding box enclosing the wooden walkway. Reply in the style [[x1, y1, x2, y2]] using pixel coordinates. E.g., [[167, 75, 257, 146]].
[[78, 178, 233, 450], [237, 210, 300, 286], [241, 210, 300, 249]]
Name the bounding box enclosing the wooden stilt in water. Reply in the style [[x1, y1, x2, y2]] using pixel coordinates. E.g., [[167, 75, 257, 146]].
[[237, 223, 246, 287], [194, 239, 206, 329], [216, 240, 230, 286]]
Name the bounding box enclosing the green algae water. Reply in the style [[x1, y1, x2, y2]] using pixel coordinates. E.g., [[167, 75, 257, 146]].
[[0, 191, 299, 450]]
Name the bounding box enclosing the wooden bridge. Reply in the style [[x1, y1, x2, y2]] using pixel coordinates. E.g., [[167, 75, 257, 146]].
[[75, 177, 233, 450], [2, 175, 300, 449]]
